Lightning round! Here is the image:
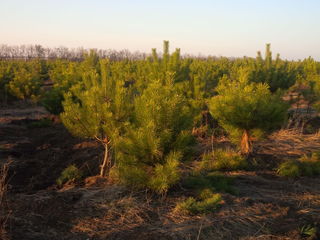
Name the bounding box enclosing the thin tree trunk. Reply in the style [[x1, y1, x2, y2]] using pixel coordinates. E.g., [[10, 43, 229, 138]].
[[240, 129, 252, 155], [100, 143, 109, 177]]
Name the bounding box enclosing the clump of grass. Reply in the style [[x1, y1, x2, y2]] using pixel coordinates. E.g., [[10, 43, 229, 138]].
[[175, 171, 235, 215], [277, 152, 320, 177], [300, 224, 318, 239], [175, 188, 222, 215], [277, 160, 301, 177], [56, 164, 83, 186], [27, 118, 52, 128], [184, 171, 237, 195], [199, 149, 248, 172]]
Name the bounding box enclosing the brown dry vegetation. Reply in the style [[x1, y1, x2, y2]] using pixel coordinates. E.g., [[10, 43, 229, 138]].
[[1, 102, 320, 240], [0, 160, 11, 240], [258, 129, 320, 159]]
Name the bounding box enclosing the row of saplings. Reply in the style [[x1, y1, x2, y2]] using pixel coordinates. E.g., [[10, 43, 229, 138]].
[[56, 66, 320, 214]]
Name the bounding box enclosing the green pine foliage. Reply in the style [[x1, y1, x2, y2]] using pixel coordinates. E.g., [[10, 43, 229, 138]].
[[0, 61, 14, 103], [115, 76, 195, 193], [177, 58, 229, 128], [174, 189, 222, 215], [41, 60, 82, 114], [56, 164, 83, 186], [199, 149, 248, 171], [41, 88, 65, 114], [148, 151, 181, 193], [249, 44, 297, 92], [7, 60, 46, 101], [208, 68, 288, 154], [277, 160, 302, 177], [277, 152, 320, 177], [60, 57, 132, 177], [144, 41, 190, 89], [293, 57, 320, 112]]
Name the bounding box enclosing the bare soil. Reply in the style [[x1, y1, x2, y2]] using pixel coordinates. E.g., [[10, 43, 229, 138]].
[[1, 102, 320, 240]]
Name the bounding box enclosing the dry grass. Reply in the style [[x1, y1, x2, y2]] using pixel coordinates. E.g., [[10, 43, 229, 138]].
[[256, 129, 320, 159], [72, 193, 153, 238], [0, 161, 11, 240], [9, 171, 320, 240]]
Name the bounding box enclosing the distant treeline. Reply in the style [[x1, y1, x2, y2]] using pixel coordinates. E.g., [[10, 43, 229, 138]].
[[0, 44, 239, 61], [0, 44, 149, 61]]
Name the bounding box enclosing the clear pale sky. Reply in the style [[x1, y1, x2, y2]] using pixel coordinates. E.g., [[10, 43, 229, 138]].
[[0, 0, 319, 60]]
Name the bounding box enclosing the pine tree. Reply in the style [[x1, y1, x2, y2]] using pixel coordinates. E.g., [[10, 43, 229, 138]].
[[208, 68, 288, 154], [42, 60, 82, 114], [60, 59, 131, 177], [116, 74, 195, 193], [0, 61, 14, 103], [293, 57, 320, 113], [249, 44, 296, 92], [8, 61, 43, 101]]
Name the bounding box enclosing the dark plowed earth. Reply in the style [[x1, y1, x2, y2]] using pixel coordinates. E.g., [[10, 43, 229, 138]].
[[1, 103, 320, 240], [0, 105, 101, 193]]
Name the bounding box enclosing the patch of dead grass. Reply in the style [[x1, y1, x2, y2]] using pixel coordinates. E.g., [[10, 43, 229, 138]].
[[0, 161, 11, 240], [257, 129, 320, 159]]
